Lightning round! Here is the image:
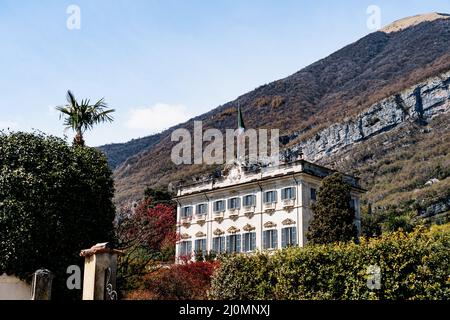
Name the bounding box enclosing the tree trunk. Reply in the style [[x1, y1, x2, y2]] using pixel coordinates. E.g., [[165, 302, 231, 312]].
[[73, 130, 85, 147]]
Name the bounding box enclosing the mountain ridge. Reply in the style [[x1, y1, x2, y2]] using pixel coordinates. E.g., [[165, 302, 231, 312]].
[[99, 14, 450, 215]]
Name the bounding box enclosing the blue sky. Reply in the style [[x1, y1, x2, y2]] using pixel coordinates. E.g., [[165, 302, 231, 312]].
[[0, 0, 449, 146]]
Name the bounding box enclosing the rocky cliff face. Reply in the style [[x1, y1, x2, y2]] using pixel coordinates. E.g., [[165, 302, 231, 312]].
[[290, 70, 450, 162]]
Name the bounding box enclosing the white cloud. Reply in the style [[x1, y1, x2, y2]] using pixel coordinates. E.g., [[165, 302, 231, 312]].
[[126, 103, 192, 133], [0, 121, 19, 130]]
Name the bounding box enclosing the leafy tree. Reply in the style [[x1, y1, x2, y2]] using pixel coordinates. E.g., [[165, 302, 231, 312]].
[[307, 173, 357, 244], [56, 90, 115, 146], [144, 187, 174, 206], [381, 210, 418, 233], [115, 193, 177, 292], [0, 132, 116, 299], [361, 210, 383, 238]]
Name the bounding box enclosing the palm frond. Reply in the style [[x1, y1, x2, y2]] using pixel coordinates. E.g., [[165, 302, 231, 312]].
[[56, 90, 115, 145], [66, 90, 77, 108]]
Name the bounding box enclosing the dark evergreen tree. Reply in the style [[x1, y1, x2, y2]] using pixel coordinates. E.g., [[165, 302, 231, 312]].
[[307, 173, 357, 244]]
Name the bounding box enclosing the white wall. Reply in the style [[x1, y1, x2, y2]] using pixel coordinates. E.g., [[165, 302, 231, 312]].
[[0, 274, 31, 300]]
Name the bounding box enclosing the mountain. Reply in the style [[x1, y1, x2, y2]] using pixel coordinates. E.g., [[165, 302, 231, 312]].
[[100, 13, 450, 220], [98, 133, 163, 170]]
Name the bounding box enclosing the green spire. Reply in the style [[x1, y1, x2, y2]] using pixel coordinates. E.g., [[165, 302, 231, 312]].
[[237, 104, 245, 132]]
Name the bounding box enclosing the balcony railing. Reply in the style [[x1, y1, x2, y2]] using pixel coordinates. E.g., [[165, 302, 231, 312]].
[[243, 205, 255, 214], [282, 199, 295, 209], [180, 216, 192, 225], [264, 202, 276, 213], [196, 213, 206, 223], [228, 208, 240, 220]]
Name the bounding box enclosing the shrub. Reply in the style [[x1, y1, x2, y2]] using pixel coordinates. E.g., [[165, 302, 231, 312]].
[[0, 132, 116, 299], [127, 261, 218, 300], [209, 224, 450, 300]]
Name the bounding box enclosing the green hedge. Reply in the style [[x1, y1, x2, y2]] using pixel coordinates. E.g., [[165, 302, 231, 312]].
[[209, 224, 450, 300]]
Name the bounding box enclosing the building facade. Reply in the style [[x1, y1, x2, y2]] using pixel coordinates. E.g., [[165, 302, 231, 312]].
[[174, 159, 364, 261]]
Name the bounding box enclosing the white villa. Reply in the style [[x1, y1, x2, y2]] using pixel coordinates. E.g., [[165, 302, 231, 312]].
[[174, 159, 364, 261]]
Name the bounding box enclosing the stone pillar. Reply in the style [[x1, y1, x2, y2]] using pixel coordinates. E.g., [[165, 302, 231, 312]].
[[80, 242, 123, 300], [31, 269, 53, 300]]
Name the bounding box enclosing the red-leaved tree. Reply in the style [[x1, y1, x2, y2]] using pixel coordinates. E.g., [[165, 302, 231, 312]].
[[115, 190, 177, 291]]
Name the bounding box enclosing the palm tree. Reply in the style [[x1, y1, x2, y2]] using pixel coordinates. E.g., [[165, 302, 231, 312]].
[[56, 90, 115, 146]]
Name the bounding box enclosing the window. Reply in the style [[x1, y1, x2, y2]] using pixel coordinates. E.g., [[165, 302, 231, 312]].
[[181, 206, 193, 218], [212, 237, 225, 253], [243, 232, 256, 252], [179, 241, 192, 256], [243, 194, 256, 207], [281, 187, 296, 200], [228, 197, 241, 210], [310, 188, 317, 201], [226, 234, 241, 253], [263, 191, 277, 204], [263, 229, 278, 250], [281, 227, 297, 248], [213, 200, 225, 212], [350, 199, 356, 210], [195, 239, 207, 254], [196, 203, 208, 215]]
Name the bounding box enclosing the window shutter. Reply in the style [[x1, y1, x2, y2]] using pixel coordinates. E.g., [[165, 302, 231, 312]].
[[281, 228, 286, 248], [226, 236, 230, 253], [292, 227, 297, 246], [237, 198, 241, 209], [236, 235, 241, 253], [243, 234, 247, 251], [188, 241, 192, 254], [251, 233, 256, 251], [273, 230, 278, 249], [263, 231, 267, 249], [221, 237, 225, 253], [274, 191, 277, 203], [291, 187, 296, 199]]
